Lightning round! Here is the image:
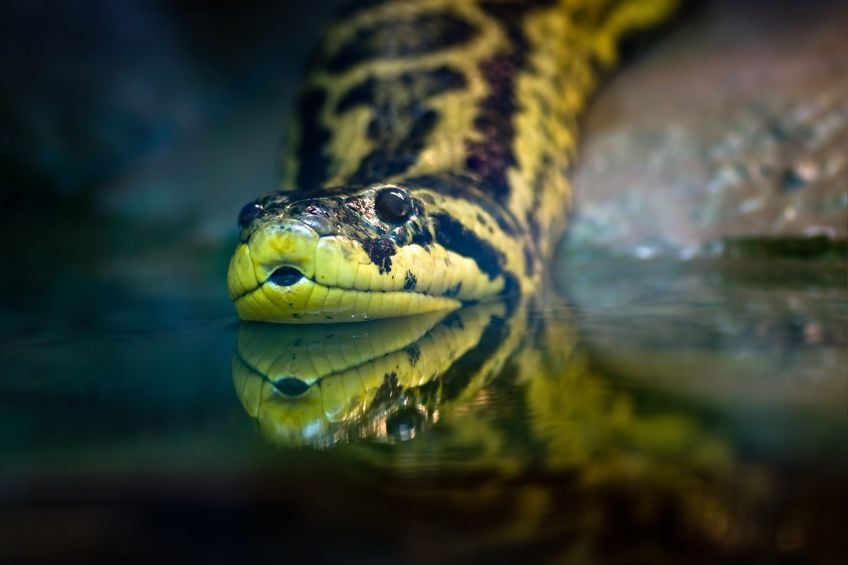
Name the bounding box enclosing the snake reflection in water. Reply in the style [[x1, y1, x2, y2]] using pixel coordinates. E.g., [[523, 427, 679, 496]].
[[230, 297, 755, 547]]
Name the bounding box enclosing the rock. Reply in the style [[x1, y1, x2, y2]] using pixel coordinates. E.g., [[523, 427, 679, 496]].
[[567, 0, 848, 258]]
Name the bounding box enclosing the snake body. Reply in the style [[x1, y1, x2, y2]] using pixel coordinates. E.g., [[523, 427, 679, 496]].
[[227, 0, 677, 323]]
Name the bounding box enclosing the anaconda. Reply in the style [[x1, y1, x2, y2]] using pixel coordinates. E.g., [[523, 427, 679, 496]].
[[231, 298, 748, 549], [227, 0, 678, 323]]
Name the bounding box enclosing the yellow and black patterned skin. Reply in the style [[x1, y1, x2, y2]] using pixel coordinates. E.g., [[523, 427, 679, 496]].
[[227, 0, 678, 323], [230, 293, 754, 555], [232, 299, 527, 446]]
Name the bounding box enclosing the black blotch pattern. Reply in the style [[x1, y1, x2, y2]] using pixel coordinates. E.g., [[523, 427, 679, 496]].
[[410, 226, 434, 247], [432, 212, 505, 280], [526, 210, 541, 248], [335, 67, 467, 184], [401, 172, 472, 194], [402, 173, 519, 236], [445, 282, 462, 297], [373, 371, 402, 404], [443, 312, 465, 330], [296, 89, 333, 188], [464, 50, 521, 201], [420, 312, 510, 403], [464, 1, 553, 203], [355, 105, 437, 183], [326, 12, 477, 73], [403, 270, 417, 290], [362, 238, 397, 274], [523, 244, 535, 277], [405, 344, 421, 367], [335, 76, 377, 114], [385, 371, 399, 388], [501, 272, 520, 299]]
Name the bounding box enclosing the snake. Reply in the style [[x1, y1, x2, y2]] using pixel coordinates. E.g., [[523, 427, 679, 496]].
[[231, 299, 746, 550], [227, 0, 678, 323], [232, 301, 519, 445]]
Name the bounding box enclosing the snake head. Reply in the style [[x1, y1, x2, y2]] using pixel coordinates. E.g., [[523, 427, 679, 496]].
[[227, 180, 524, 323]]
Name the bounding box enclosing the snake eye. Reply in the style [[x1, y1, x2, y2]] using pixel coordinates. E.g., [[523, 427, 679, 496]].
[[375, 187, 413, 224], [238, 202, 264, 229]]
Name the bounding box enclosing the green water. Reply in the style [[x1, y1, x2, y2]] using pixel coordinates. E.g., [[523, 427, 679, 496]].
[[1, 221, 846, 563]]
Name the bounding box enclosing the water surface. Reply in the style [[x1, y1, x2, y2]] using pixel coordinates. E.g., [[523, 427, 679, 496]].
[[1, 225, 845, 563]]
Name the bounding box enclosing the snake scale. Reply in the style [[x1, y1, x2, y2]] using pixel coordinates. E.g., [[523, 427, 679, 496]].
[[227, 0, 678, 323]]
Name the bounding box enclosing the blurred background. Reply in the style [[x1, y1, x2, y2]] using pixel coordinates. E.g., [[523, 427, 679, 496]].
[[1, 0, 844, 259]]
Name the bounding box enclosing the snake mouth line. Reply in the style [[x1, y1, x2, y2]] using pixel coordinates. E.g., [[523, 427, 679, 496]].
[[234, 271, 462, 323], [227, 225, 508, 322], [258, 265, 448, 299], [229, 260, 456, 303]]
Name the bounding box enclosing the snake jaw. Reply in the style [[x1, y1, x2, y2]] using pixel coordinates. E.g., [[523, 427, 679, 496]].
[[227, 218, 466, 323]]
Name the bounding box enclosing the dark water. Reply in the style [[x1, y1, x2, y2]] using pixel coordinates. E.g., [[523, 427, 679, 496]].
[[1, 222, 845, 563]]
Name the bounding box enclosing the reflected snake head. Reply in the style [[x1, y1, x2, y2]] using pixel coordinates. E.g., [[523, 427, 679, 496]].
[[232, 300, 513, 448]]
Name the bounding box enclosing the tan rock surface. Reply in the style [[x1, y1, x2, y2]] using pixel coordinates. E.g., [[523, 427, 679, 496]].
[[567, 0, 847, 257]]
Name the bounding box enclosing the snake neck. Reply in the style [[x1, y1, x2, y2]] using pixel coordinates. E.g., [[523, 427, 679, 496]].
[[281, 0, 678, 261], [226, 0, 678, 323]]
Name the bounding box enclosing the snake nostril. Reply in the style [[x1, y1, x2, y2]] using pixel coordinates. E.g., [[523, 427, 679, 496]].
[[272, 377, 310, 397], [268, 266, 304, 287], [300, 213, 333, 235]]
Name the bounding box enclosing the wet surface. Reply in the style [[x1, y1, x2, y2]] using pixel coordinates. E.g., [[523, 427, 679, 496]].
[[1, 219, 845, 562]]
